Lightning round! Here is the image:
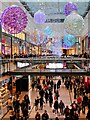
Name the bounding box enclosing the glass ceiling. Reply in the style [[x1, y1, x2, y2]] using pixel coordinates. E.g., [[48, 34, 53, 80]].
[[20, 0, 90, 23]]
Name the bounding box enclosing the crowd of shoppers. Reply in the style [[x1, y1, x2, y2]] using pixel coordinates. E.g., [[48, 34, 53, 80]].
[[6, 76, 90, 120], [7, 94, 30, 120], [31, 76, 90, 120]]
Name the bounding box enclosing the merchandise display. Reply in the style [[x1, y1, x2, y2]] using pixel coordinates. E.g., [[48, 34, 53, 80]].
[[0, 85, 10, 107], [1, 5, 28, 34], [64, 11, 85, 35], [34, 10, 46, 24]]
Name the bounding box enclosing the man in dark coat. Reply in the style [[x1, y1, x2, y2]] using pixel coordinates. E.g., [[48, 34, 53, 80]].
[[42, 110, 49, 120], [35, 112, 40, 120], [54, 99, 58, 113], [59, 100, 65, 115]]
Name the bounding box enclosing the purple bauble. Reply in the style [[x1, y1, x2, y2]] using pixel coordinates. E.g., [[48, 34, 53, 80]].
[[34, 10, 46, 24], [64, 2, 78, 16], [1, 5, 28, 34]]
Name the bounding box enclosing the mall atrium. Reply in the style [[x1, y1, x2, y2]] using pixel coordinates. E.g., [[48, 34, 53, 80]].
[[0, 0, 90, 120]]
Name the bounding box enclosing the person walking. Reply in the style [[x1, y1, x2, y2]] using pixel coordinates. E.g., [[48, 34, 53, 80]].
[[40, 97, 44, 110], [45, 90, 49, 103], [57, 79, 61, 89], [24, 94, 30, 110], [58, 100, 65, 115], [54, 99, 58, 114], [64, 106, 70, 118], [49, 94, 53, 107], [35, 112, 40, 120], [74, 86, 76, 99], [35, 96, 39, 111], [42, 110, 49, 120]]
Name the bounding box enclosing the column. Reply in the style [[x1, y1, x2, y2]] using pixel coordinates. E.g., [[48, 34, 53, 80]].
[[76, 37, 81, 55], [11, 37, 12, 59]]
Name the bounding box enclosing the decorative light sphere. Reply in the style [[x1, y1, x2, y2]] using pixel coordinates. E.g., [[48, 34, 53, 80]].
[[64, 11, 85, 35], [37, 30, 44, 45], [1, 5, 28, 34], [44, 26, 53, 37], [34, 10, 46, 24], [64, 2, 78, 16], [63, 43, 70, 49], [63, 34, 76, 47]]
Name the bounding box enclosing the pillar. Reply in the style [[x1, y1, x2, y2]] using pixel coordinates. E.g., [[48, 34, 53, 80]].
[[76, 37, 81, 55]]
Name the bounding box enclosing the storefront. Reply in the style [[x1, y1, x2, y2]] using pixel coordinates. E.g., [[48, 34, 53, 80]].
[[82, 34, 89, 54], [1, 28, 26, 58]]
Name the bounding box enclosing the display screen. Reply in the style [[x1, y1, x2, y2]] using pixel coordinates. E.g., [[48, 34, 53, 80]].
[[46, 63, 63, 68]]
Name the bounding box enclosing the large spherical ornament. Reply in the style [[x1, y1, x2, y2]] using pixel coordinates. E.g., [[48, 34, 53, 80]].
[[64, 11, 84, 35], [44, 26, 53, 37], [64, 2, 78, 16], [63, 43, 70, 49], [63, 34, 76, 47], [1, 5, 28, 34], [34, 10, 46, 24]]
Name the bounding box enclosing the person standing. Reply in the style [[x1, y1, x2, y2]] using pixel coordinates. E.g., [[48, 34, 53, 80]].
[[42, 110, 49, 120], [35, 112, 40, 120]]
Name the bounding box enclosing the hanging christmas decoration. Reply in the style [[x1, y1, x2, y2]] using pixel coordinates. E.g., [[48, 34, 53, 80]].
[[63, 43, 70, 49], [1, 5, 28, 34], [63, 34, 76, 47], [37, 30, 44, 45], [64, 2, 78, 16], [34, 10, 46, 24], [44, 26, 53, 38], [64, 11, 84, 35]]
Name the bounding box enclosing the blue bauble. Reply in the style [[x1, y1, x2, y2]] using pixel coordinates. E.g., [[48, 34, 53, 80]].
[[63, 34, 76, 47]]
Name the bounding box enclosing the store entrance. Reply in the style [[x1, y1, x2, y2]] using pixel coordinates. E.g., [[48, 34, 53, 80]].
[[63, 49, 67, 56]]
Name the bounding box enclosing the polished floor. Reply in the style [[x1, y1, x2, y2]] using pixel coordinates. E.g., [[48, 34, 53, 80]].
[[3, 80, 88, 120]]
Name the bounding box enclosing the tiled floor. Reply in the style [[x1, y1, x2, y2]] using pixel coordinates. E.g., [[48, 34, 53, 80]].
[[3, 81, 87, 120]]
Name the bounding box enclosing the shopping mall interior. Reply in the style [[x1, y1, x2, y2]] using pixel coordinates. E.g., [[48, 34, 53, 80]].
[[0, 0, 90, 120]]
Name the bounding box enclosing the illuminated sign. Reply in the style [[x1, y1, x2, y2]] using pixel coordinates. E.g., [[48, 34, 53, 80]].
[[46, 63, 63, 68], [17, 62, 29, 68], [2, 28, 25, 40]]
